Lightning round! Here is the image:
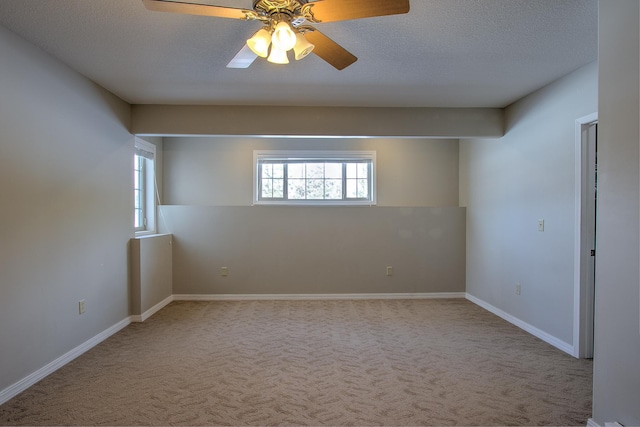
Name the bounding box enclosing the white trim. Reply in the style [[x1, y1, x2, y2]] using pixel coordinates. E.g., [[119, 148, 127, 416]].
[[465, 293, 574, 356], [130, 295, 174, 323], [134, 137, 157, 235], [574, 112, 598, 358], [253, 149, 377, 206], [0, 317, 131, 406], [587, 418, 601, 427], [173, 292, 466, 301], [134, 138, 156, 159]]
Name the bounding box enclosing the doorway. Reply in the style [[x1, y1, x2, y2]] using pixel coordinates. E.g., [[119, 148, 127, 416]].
[[573, 113, 598, 359]]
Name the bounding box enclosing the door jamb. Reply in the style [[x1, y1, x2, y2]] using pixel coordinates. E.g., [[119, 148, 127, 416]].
[[573, 112, 598, 358]]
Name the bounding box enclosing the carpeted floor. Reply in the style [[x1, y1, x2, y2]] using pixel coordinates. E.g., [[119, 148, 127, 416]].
[[0, 299, 592, 426]]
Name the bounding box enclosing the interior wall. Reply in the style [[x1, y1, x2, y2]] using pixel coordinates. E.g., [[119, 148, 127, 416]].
[[0, 25, 132, 395], [161, 137, 466, 295], [592, 1, 640, 425], [459, 61, 597, 347], [133, 105, 504, 138], [163, 137, 459, 207], [130, 234, 173, 317]]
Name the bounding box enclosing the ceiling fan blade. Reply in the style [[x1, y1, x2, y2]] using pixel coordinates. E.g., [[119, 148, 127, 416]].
[[304, 29, 357, 70], [227, 44, 258, 69], [307, 0, 410, 23], [142, 0, 251, 20]]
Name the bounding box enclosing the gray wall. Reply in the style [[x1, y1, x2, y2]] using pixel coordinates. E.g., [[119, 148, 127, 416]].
[[162, 137, 466, 295], [0, 25, 132, 393], [459, 62, 598, 347], [592, 1, 640, 425]]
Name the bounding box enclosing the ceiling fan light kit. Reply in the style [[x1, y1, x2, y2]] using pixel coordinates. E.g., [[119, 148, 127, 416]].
[[293, 32, 315, 60], [247, 28, 272, 58], [142, 0, 410, 70], [247, 19, 316, 64], [267, 46, 290, 64], [272, 21, 297, 51]]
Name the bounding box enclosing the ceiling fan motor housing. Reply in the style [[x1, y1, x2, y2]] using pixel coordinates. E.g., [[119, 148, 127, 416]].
[[253, 0, 315, 25]]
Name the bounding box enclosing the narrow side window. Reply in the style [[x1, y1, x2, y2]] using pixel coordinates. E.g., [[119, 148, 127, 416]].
[[134, 139, 156, 233]]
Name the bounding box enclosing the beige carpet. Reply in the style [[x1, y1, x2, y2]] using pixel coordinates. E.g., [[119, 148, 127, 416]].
[[0, 299, 592, 426]]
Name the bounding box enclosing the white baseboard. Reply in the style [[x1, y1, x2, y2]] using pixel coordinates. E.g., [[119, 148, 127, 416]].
[[130, 295, 174, 322], [173, 292, 466, 301], [0, 317, 131, 406], [465, 293, 574, 356]]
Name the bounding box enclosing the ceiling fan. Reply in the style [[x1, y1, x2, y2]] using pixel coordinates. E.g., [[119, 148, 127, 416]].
[[142, 0, 410, 70]]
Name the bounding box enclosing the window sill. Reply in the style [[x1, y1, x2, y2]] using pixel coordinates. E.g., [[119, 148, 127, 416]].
[[134, 231, 165, 239], [253, 201, 376, 207]]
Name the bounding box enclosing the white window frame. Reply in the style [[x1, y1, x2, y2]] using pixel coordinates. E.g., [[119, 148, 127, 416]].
[[134, 138, 157, 235], [253, 150, 377, 206]]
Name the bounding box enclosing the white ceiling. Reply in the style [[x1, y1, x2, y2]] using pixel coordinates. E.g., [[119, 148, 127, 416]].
[[0, 0, 597, 108]]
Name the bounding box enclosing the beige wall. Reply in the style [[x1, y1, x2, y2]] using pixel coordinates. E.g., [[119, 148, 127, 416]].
[[0, 25, 132, 393], [163, 137, 459, 207], [165, 206, 466, 295], [161, 136, 465, 295], [133, 105, 504, 138], [130, 234, 173, 317], [592, 1, 640, 425]]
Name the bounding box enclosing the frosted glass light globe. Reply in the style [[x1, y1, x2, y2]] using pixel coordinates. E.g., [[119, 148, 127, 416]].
[[271, 21, 296, 51]]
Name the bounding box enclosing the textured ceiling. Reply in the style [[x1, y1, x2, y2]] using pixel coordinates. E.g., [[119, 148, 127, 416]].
[[0, 0, 597, 107]]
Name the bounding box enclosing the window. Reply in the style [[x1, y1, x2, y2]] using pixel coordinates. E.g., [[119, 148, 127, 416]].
[[134, 138, 156, 233], [254, 151, 376, 205]]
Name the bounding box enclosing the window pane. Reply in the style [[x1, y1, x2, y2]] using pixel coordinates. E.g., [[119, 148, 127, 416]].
[[325, 163, 342, 179], [346, 179, 357, 198], [262, 164, 273, 179], [273, 178, 284, 198], [346, 163, 357, 179], [357, 179, 369, 198], [288, 163, 304, 179], [357, 163, 368, 178], [307, 179, 324, 199], [261, 179, 273, 198], [307, 163, 324, 179], [273, 164, 284, 179], [288, 179, 306, 199], [325, 179, 342, 199]]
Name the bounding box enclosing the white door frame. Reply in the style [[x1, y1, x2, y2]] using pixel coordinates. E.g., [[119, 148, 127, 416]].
[[573, 112, 598, 358]]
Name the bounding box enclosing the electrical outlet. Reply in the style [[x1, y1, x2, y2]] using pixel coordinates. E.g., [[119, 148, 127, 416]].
[[78, 299, 86, 314], [537, 219, 545, 232], [515, 283, 521, 295], [221, 267, 228, 277], [386, 266, 393, 276]]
